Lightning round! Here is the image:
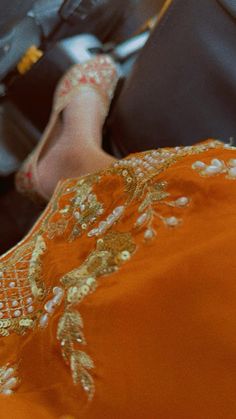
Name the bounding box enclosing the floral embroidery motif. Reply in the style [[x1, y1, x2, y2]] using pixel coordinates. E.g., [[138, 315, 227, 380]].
[[57, 310, 95, 399], [46, 175, 103, 241], [0, 363, 20, 395], [134, 180, 190, 239], [68, 178, 104, 241], [0, 139, 228, 398], [57, 231, 136, 400], [192, 157, 236, 179], [0, 236, 47, 336]]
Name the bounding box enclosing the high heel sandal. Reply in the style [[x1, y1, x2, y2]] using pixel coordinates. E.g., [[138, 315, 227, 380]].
[[15, 55, 119, 204]]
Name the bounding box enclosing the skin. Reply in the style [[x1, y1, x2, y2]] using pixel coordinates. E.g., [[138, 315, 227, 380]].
[[37, 87, 116, 199]]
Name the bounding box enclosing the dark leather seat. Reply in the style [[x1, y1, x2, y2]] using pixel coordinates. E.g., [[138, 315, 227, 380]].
[[108, 0, 236, 155]]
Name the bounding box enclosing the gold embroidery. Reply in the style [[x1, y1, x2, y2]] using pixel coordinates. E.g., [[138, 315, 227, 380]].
[[0, 139, 227, 397], [0, 237, 46, 336], [135, 180, 190, 239], [57, 310, 94, 399], [28, 236, 46, 299], [47, 218, 69, 240], [44, 175, 104, 241], [57, 231, 136, 399]]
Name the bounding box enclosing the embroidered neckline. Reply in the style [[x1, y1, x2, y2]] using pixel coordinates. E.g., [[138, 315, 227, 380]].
[[0, 139, 229, 398]]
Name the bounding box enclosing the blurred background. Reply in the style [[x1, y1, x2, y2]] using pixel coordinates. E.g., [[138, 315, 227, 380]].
[[0, 0, 164, 254]]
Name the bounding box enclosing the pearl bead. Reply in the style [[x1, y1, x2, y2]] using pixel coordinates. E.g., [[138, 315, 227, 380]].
[[39, 313, 49, 328], [106, 214, 116, 225], [13, 310, 21, 318], [175, 197, 189, 207], [211, 159, 223, 168], [228, 167, 236, 178], [204, 165, 222, 175], [1, 368, 14, 381], [0, 312, 4, 318], [0, 302, 4, 309], [44, 300, 55, 314], [12, 300, 18, 307], [26, 297, 33, 304], [27, 306, 34, 313], [53, 287, 63, 296], [165, 216, 179, 227], [4, 377, 18, 389], [144, 229, 155, 239], [113, 206, 124, 217], [136, 213, 148, 226], [74, 211, 81, 220], [52, 294, 63, 305], [88, 228, 98, 237], [9, 282, 15, 288], [1, 389, 13, 395], [192, 161, 206, 170], [98, 221, 107, 233]]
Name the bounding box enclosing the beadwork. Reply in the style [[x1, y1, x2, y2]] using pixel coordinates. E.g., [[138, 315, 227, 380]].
[[0, 139, 228, 399], [0, 364, 20, 395], [192, 157, 236, 179]]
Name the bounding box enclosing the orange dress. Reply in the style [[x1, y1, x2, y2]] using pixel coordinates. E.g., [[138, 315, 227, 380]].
[[1, 140, 236, 419]]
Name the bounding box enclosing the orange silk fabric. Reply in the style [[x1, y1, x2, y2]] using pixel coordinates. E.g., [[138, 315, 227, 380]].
[[1, 141, 236, 419]]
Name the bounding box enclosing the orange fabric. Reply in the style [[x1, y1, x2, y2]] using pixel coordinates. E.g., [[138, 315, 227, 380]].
[[1, 141, 236, 418]]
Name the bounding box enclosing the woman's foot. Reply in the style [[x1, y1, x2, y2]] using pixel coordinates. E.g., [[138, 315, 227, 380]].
[[37, 87, 116, 199], [15, 55, 119, 202]]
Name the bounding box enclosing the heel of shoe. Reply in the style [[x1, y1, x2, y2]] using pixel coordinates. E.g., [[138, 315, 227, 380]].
[[15, 112, 60, 204]]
